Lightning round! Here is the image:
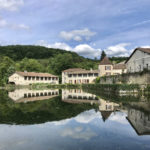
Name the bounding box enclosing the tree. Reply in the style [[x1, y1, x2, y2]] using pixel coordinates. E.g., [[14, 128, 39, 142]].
[[100, 50, 106, 61], [48, 53, 75, 75], [17, 58, 44, 72]]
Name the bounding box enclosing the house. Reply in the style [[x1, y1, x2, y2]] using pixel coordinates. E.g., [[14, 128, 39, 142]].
[[98, 56, 126, 76], [125, 47, 150, 73], [62, 68, 99, 84], [9, 71, 59, 85]]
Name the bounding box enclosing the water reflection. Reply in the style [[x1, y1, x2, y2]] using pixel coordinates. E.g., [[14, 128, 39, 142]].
[[9, 89, 59, 103], [0, 88, 150, 150]]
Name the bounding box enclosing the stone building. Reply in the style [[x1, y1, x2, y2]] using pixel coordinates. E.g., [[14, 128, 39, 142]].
[[9, 71, 59, 85], [62, 68, 99, 84], [98, 56, 126, 76], [125, 48, 150, 73]]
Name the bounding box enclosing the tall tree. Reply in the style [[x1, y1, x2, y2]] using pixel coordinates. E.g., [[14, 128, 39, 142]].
[[100, 51, 106, 61]]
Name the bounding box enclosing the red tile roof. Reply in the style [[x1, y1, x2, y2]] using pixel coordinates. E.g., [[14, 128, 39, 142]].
[[16, 71, 58, 77], [99, 56, 112, 65]]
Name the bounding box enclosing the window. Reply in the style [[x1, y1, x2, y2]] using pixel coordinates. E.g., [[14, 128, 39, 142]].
[[45, 77, 47, 80], [78, 74, 82, 77], [36, 77, 39, 80], [24, 76, 27, 80], [28, 77, 31, 80], [32, 77, 35, 80], [105, 66, 111, 70], [48, 77, 51, 80], [146, 64, 149, 70], [41, 77, 43, 80], [83, 74, 87, 77], [94, 73, 98, 77], [73, 74, 77, 77], [88, 73, 93, 77], [68, 74, 72, 77]]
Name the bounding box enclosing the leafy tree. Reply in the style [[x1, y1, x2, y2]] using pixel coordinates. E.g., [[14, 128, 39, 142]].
[[100, 50, 106, 61], [17, 58, 44, 72]]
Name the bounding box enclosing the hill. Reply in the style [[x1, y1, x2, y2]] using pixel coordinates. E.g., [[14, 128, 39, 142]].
[[0, 45, 127, 85]]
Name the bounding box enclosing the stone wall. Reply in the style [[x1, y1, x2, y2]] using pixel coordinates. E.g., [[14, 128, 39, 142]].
[[99, 72, 150, 85]]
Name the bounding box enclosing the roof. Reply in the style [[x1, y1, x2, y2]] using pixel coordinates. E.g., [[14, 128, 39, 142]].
[[100, 111, 112, 122], [16, 71, 58, 77], [63, 68, 86, 72], [125, 47, 150, 63], [100, 56, 112, 65], [62, 68, 99, 74], [113, 64, 126, 70]]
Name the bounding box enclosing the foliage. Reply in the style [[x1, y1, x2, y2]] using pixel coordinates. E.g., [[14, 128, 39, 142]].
[[100, 50, 106, 61]]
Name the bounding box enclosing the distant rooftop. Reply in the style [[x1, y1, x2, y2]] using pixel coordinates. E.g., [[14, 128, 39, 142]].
[[100, 56, 112, 65], [62, 68, 99, 74], [16, 71, 58, 77]]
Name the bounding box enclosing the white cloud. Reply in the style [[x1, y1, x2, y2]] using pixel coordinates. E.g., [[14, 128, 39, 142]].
[[73, 44, 101, 58], [109, 112, 128, 124], [11, 23, 30, 30], [74, 109, 101, 124], [0, 0, 24, 11], [37, 40, 72, 51], [36, 40, 133, 58], [105, 43, 132, 57], [0, 17, 30, 31], [59, 28, 96, 42], [0, 17, 7, 27], [61, 126, 97, 141]]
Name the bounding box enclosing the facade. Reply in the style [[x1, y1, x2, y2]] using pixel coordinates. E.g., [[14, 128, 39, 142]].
[[9, 89, 59, 103], [98, 56, 126, 76], [9, 71, 59, 85], [125, 48, 150, 73], [62, 68, 99, 84], [62, 89, 99, 104]]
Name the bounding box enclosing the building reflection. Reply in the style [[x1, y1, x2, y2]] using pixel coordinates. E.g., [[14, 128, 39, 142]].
[[125, 105, 150, 135], [62, 89, 99, 104], [99, 99, 119, 122], [9, 89, 59, 103]]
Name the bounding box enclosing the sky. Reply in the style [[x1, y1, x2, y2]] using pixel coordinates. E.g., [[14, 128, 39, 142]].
[[0, 0, 150, 58]]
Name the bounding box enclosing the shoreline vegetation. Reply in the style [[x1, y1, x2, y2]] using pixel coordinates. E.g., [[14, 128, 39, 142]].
[[2, 83, 150, 94]]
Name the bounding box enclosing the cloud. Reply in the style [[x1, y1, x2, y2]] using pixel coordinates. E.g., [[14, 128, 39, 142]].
[[61, 126, 97, 141], [37, 40, 72, 51], [59, 28, 96, 42], [36, 40, 101, 58], [73, 44, 101, 58], [0, 17, 30, 30], [0, 17, 7, 27], [74, 109, 101, 124], [0, 0, 24, 11], [105, 43, 132, 57], [36, 40, 134, 58], [109, 112, 128, 124]]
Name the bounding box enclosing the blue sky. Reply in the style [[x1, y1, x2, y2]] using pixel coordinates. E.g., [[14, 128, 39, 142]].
[[0, 0, 150, 58]]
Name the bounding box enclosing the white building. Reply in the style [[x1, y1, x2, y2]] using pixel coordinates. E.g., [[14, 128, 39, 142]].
[[9, 71, 59, 85], [125, 48, 150, 73], [62, 68, 99, 84]]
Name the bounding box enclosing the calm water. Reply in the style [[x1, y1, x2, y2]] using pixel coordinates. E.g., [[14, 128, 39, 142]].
[[0, 88, 150, 150]]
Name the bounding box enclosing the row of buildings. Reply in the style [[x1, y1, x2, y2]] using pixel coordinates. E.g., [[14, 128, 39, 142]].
[[9, 47, 150, 85]]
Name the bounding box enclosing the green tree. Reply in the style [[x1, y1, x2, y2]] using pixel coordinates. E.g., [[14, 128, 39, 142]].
[[17, 58, 44, 72], [100, 50, 106, 61], [48, 53, 74, 75]]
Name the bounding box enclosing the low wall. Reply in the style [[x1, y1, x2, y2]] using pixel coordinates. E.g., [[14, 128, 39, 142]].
[[99, 72, 150, 85]]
